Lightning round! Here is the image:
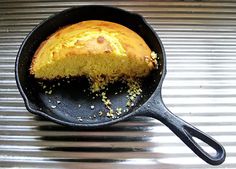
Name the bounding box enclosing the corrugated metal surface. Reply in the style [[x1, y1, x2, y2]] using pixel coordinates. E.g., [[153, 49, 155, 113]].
[[0, 0, 236, 168]]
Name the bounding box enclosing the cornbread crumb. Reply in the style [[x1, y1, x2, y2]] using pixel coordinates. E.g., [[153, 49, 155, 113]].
[[126, 79, 142, 107], [98, 111, 103, 116], [101, 91, 115, 118], [97, 79, 143, 119], [126, 100, 131, 107], [116, 108, 122, 115], [48, 90, 52, 95], [51, 105, 56, 109], [151, 51, 157, 60], [77, 116, 83, 122], [107, 110, 115, 118]]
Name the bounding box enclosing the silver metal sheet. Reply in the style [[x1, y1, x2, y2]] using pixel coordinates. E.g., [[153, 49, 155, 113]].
[[0, 1, 236, 168]]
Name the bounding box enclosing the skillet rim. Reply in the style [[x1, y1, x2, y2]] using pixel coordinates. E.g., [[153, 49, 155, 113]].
[[15, 5, 167, 127]]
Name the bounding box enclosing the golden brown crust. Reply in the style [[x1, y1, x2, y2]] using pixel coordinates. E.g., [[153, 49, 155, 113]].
[[30, 40, 46, 74], [30, 24, 74, 75]]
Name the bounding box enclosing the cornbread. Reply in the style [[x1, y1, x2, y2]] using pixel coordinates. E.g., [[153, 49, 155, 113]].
[[30, 20, 157, 91]]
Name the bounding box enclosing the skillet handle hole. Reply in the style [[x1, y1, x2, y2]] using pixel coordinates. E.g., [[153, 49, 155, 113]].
[[183, 125, 226, 165], [191, 135, 217, 157]]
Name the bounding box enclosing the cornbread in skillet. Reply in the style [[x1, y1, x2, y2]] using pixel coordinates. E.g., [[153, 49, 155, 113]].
[[30, 20, 157, 91]]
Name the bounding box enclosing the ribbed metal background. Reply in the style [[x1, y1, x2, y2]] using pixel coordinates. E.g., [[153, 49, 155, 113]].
[[0, 0, 236, 168]]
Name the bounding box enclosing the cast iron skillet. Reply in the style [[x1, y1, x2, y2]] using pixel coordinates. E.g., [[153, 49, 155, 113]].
[[15, 5, 226, 165]]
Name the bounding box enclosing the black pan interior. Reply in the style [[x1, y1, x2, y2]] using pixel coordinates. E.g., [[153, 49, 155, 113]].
[[16, 6, 165, 126]]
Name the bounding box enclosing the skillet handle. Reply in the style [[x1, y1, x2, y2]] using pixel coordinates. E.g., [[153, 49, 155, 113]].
[[146, 100, 226, 165]]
